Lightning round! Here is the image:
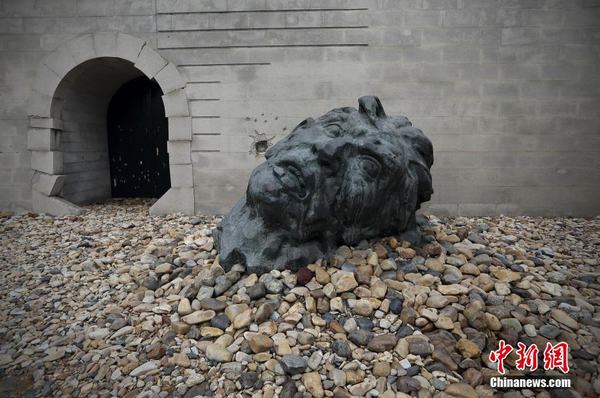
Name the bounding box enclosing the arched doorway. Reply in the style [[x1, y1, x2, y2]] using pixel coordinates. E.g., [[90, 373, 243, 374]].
[[56, 57, 162, 205], [107, 76, 171, 198], [27, 32, 194, 215]]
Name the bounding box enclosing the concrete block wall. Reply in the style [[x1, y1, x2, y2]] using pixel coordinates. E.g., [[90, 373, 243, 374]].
[[0, 0, 158, 212], [0, 0, 599, 216]]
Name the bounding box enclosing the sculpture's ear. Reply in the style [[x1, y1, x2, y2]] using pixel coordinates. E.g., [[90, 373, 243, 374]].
[[358, 96, 386, 124]]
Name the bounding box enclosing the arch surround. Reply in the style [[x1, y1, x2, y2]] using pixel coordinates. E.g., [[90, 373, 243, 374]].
[[27, 32, 194, 215]]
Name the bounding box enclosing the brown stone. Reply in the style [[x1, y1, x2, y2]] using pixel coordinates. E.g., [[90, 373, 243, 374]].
[[372, 362, 390, 377], [171, 321, 190, 335], [444, 382, 478, 398], [248, 334, 273, 353], [333, 387, 352, 398], [407, 336, 432, 356], [400, 307, 417, 325], [303, 372, 324, 398], [551, 309, 579, 330], [331, 271, 358, 293], [432, 348, 457, 371], [199, 298, 227, 312], [330, 320, 345, 334], [345, 369, 365, 385], [373, 243, 387, 258], [457, 338, 481, 358], [462, 368, 483, 387], [367, 334, 397, 352], [491, 268, 521, 283]]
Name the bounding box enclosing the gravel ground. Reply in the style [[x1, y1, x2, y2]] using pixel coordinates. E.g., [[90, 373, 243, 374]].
[[0, 199, 598, 398]]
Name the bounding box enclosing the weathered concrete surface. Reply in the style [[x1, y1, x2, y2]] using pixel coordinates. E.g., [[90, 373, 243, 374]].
[[0, 0, 599, 216]]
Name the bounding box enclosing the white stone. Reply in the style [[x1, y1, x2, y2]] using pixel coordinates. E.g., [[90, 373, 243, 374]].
[[130, 361, 159, 377], [162, 89, 190, 117], [135, 45, 168, 79], [167, 141, 192, 165], [154, 62, 185, 94], [116, 32, 145, 61], [32, 172, 64, 196], [168, 116, 192, 141], [31, 150, 63, 174]]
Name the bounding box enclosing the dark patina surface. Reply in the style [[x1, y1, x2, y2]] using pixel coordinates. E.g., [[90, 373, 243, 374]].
[[214, 96, 434, 274]]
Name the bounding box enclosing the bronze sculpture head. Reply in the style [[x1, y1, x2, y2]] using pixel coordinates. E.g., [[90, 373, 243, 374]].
[[214, 96, 434, 274]]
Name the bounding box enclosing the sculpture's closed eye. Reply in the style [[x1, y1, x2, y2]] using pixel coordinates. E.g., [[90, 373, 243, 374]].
[[358, 155, 381, 180], [323, 123, 342, 137]]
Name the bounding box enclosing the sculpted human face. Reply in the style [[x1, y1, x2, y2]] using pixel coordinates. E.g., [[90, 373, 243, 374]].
[[247, 144, 321, 239], [214, 96, 434, 273], [246, 109, 411, 244]]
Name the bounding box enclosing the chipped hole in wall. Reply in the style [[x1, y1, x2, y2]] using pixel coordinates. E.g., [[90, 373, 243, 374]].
[[249, 131, 274, 156], [255, 140, 269, 154]]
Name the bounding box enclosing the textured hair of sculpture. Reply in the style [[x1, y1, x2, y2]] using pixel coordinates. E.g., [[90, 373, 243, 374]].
[[214, 96, 434, 274]]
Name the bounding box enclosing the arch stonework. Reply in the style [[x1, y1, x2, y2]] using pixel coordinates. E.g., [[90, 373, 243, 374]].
[[27, 32, 194, 216]]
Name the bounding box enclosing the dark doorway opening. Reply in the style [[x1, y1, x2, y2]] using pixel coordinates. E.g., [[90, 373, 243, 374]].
[[107, 76, 171, 198]]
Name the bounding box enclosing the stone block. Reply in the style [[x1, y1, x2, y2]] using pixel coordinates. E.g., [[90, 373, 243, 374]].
[[442, 46, 480, 63], [167, 141, 191, 164], [156, 14, 172, 31], [31, 151, 63, 174], [149, 187, 194, 215], [169, 164, 193, 188], [65, 34, 96, 65], [0, 135, 24, 152], [501, 28, 539, 45], [32, 190, 81, 216], [481, 82, 519, 98], [31, 64, 61, 99], [421, 203, 459, 216], [27, 128, 60, 151], [194, 184, 245, 214], [195, 200, 231, 216], [118, 15, 155, 33], [162, 89, 189, 117], [29, 117, 63, 130], [185, 83, 222, 100], [43, 44, 76, 78], [458, 203, 498, 216], [192, 168, 252, 187], [115, 0, 156, 15], [154, 62, 185, 94], [191, 151, 263, 170], [168, 116, 192, 141], [191, 117, 221, 134], [191, 134, 223, 152], [134, 45, 168, 79], [27, 91, 54, 118], [402, 47, 443, 64], [32, 172, 65, 196], [157, 0, 222, 13], [116, 32, 145, 61], [189, 100, 221, 117], [93, 32, 118, 58], [77, 0, 114, 16], [496, 203, 521, 216]]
